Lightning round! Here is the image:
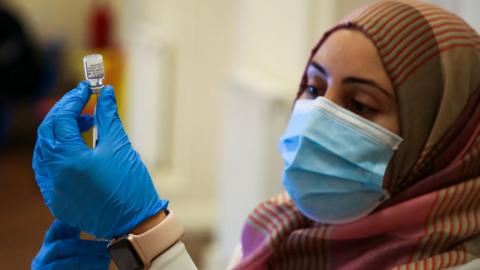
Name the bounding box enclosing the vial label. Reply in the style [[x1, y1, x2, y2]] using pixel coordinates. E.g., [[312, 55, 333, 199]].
[[85, 62, 104, 79], [83, 54, 105, 91]]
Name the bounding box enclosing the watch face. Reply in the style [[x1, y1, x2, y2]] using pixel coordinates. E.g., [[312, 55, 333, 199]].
[[108, 238, 145, 270]]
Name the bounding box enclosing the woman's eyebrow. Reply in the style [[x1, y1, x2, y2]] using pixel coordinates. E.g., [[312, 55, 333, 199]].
[[342, 77, 392, 98], [310, 60, 392, 98], [310, 62, 328, 77]]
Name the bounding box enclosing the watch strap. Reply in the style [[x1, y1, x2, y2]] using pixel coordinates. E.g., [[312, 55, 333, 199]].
[[129, 210, 184, 267]]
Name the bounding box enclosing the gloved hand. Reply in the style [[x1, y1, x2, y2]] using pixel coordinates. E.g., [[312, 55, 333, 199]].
[[32, 82, 168, 239], [32, 220, 110, 270]]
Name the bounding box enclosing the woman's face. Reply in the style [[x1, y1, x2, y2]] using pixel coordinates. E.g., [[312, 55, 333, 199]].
[[300, 29, 400, 135]]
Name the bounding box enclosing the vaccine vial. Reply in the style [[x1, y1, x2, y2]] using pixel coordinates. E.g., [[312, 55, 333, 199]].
[[83, 54, 105, 93], [83, 54, 105, 146]]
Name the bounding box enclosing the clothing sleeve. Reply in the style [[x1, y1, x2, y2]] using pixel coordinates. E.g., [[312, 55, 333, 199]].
[[148, 241, 197, 270], [226, 243, 243, 269]]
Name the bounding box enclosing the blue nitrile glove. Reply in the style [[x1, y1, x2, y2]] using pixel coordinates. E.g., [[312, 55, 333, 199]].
[[32, 81, 168, 239], [32, 220, 110, 270]]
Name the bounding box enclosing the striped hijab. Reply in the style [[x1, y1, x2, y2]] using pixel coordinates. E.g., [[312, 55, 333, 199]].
[[234, 1, 480, 269]]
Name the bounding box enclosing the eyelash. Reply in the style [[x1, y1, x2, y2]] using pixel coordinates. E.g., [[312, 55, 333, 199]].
[[304, 85, 377, 115], [350, 99, 376, 115]]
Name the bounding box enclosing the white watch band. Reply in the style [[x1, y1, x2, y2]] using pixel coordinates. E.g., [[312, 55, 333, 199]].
[[127, 210, 184, 268]]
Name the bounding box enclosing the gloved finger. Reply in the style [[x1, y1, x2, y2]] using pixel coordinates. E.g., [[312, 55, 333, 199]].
[[37, 81, 90, 141], [32, 255, 110, 270], [78, 114, 94, 133], [55, 82, 91, 118], [45, 81, 91, 120], [38, 239, 109, 264], [37, 120, 55, 143], [53, 83, 91, 143], [95, 86, 128, 144], [32, 139, 47, 176], [44, 220, 81, 244], [32, 138, 58, 179]]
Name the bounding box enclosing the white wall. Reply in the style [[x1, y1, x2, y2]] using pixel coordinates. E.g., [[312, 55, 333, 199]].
[[123, 0, 236, 231]]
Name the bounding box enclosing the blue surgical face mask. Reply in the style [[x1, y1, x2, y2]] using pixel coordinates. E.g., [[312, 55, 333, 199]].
[[279, 97, 403, 224]]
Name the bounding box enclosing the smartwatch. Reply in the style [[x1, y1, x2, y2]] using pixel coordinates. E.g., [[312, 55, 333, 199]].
[[108, 210, 184, 270]]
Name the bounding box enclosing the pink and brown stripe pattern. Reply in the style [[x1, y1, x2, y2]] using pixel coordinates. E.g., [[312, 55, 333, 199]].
[[403, 179, 480, 269], [237, 179, 480, 269], [353, 0, 480, 87]]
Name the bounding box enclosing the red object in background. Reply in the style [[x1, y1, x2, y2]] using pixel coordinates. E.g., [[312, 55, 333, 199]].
[[33, 98, 58, 121], [89, 3, 112, 49]]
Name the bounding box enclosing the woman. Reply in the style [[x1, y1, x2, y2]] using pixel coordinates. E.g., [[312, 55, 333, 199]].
[[32, 0, 480, 269]]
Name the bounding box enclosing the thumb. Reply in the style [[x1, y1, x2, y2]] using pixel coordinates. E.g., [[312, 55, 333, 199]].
[[44, 220, 80, 244], [95, 85, 128, 144]]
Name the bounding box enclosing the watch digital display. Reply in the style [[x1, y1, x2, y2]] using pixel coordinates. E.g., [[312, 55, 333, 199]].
[[108, 238, 145, 270]]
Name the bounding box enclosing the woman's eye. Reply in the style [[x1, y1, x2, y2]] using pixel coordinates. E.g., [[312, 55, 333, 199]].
[[306, 85, 321, 98], [351, 100, 375, 114]]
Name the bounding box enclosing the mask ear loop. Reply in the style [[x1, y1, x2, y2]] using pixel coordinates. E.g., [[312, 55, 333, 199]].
[[380, 189, 391, 202]]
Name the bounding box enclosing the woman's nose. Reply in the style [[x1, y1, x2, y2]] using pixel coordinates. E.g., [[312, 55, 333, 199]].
[[323, 84, 345, 109]]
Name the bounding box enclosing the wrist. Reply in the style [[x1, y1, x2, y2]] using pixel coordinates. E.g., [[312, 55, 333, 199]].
[[108, 210, 184, 269], [131, 210, 168, 235]]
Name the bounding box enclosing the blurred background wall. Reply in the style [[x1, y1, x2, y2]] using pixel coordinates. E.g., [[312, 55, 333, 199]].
[[1, 0, 479, 269]]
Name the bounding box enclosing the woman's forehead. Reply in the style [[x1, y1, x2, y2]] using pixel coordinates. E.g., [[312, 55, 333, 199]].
[[309, 29, 394, 93], [312, 30, 377, 68]]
